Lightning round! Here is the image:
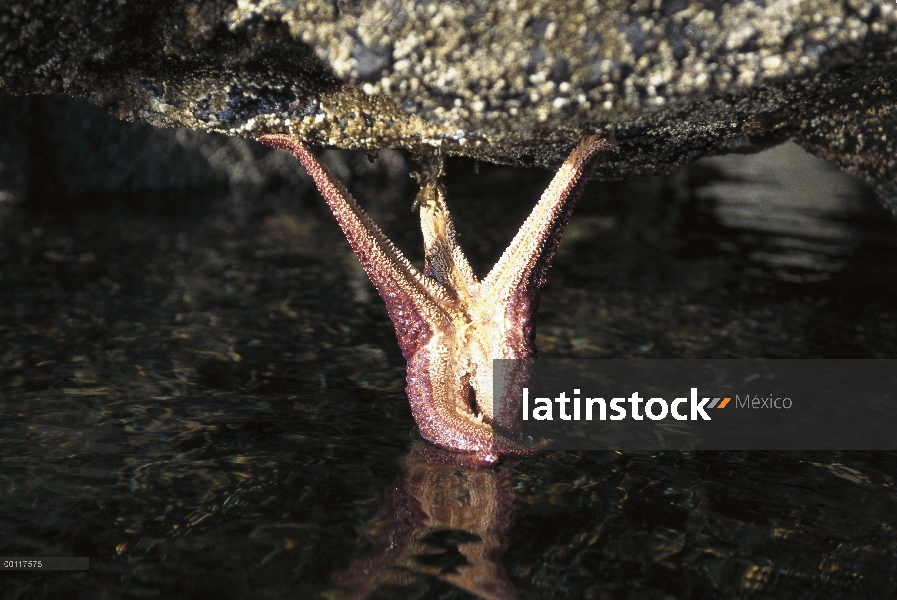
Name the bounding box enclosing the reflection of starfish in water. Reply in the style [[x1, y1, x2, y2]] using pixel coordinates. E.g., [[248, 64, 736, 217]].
[[260, 133, 612, 464], [330, 441, 518, 600]]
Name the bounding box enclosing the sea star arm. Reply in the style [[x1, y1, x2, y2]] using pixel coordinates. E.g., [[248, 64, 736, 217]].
[[417, 178, 478, 296], [260, 133, 609, 464], [482, 136, 613, 304], [258, 134, 451, 357], [459, 137, 613, 433]]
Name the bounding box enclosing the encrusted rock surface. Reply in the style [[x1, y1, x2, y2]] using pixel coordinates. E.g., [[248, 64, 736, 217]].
[[0, 1, 895, 206]]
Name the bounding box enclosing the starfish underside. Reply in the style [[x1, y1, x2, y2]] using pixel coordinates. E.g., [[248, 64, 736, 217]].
[[260, 133, 611, 464]]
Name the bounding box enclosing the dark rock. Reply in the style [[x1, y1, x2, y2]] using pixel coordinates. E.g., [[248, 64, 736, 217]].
[[0, 1, 895, 210]]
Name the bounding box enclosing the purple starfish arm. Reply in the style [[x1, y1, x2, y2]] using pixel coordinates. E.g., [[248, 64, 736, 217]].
[[259, 134, 451, 359], [259, 134, 611, 464], [484, 137, 614, 306]]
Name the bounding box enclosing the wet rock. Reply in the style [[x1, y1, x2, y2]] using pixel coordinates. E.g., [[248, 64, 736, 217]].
[[0, 1, 895, 210]]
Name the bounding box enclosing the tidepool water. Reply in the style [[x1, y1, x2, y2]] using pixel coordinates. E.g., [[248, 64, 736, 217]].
[[2, 142, 897, 599]]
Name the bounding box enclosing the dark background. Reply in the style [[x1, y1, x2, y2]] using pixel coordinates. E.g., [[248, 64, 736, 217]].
[[2, 93, 897, 599]]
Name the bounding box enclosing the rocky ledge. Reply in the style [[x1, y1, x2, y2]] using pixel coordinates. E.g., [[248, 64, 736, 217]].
[[0, 1, 895, 208]]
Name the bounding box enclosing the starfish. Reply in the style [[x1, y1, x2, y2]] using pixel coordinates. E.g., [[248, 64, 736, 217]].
[[259, 133, 612, 464]]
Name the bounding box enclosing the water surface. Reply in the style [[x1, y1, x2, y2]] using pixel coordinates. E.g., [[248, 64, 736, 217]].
[[1, 142, 897, 599]]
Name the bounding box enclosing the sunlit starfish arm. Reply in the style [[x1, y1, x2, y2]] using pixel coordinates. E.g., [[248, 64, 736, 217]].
[[481, 136, 613, 304], [258, 134, 452, 357], [260, 132, 608, 464], [417, 183, 478, 297], [461, 137, 613, 428]]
